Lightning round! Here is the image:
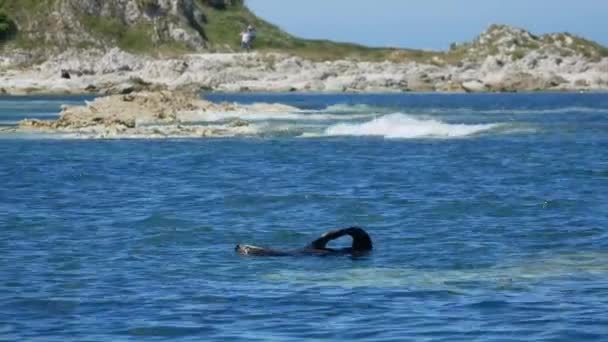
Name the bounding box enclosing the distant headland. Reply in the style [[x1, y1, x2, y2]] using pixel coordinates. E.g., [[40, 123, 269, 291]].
[[1, 0, 607, 94]]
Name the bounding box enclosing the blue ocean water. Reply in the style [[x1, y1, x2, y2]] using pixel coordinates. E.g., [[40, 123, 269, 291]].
[[1, 93, 608, 341]]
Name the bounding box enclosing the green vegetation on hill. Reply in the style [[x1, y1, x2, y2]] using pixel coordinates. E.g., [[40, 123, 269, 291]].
[[0, 11, 16, 42], [80, 16, 158, 53], [0, 0, 57, 48], [567, 36, 608, 59], [199, 1, 442, 62]]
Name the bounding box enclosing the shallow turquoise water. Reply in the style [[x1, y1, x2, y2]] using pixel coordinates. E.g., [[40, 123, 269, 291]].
[[1, 93, 608, 341]]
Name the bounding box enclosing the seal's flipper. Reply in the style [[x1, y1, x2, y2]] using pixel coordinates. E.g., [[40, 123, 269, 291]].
[[347, 227, 373, 251], [308, 227, 373, 251], [308, 229, 348, 250]]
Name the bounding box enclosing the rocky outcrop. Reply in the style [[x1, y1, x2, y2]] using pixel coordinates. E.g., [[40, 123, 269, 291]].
[[3, 0, 207, 51], [453, 24, 607, 63], [17, 90, 299, 138]]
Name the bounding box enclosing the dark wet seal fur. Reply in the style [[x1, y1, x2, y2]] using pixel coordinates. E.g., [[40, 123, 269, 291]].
[[235, 227, 373, 257]]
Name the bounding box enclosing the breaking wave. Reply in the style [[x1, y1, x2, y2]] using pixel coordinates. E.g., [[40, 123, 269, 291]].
[[319, 113, 503, 139]]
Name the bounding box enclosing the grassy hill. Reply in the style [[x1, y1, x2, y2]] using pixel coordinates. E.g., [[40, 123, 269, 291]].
[[0, 0, 442, 62], [200, 2, 441, 62]]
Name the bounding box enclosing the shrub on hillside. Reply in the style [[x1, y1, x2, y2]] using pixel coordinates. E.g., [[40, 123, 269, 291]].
[[200, 0, 243, 9], [0, 12, 17, 41]]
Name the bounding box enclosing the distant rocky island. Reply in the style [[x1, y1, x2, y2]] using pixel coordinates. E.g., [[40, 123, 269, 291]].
[[0, 0, 607, 94]]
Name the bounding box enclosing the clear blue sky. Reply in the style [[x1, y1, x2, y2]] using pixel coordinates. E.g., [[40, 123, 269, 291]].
[[247, 0, 608, 50]]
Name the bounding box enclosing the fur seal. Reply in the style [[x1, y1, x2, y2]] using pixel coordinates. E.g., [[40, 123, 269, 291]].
[[235, 227, 373, 256]]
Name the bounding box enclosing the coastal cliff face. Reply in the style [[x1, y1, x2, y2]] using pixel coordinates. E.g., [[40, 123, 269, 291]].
[[0, 0, 244, 52], [68, 0, 205, 47]]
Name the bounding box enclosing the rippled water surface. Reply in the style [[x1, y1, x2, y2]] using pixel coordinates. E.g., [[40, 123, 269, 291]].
[[1, 93, 608, 341]]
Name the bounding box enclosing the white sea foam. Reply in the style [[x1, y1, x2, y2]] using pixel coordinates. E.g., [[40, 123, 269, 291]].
[[322, 113, 502, 139], [322, 103, 387, 114], [185, 110, 369, 123]]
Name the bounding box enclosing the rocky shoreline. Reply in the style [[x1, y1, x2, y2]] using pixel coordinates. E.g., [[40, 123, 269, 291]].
[[1, 49, 606, 96], [1, 26, 607, 95]]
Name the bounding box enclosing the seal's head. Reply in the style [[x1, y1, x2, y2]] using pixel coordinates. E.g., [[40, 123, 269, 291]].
[[235, 244, 263, 255], [235, 244, 289, 256]]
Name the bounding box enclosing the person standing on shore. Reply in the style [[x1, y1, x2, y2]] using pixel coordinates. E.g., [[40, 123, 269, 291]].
[[240, 27, 251, 52], [247, 24, 257, 45], [239, 24, 257, 52]]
